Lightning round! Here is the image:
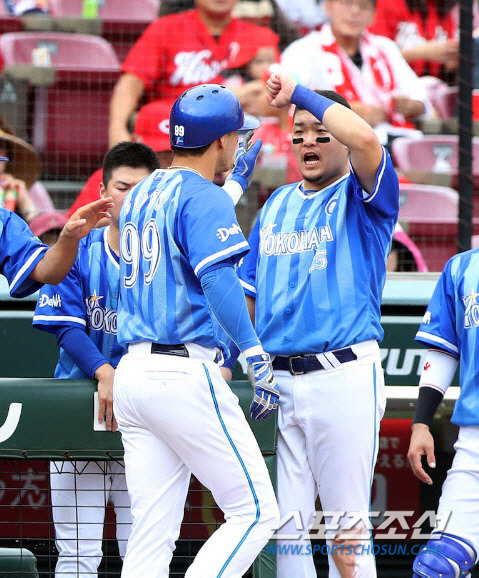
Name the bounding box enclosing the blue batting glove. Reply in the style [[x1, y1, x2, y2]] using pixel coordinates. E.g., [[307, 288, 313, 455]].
[[226, 131, 262, 193], [247, 353, 279, 420]]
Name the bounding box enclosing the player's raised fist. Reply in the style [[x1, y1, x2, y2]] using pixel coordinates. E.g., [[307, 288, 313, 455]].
[[266, 70, 297, 109]]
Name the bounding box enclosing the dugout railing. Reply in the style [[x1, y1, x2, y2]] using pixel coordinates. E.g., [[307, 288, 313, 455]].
[[0, 378, 277, 577]]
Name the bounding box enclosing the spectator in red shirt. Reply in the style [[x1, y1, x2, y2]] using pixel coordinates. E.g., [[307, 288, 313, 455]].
[[108, 0, 279, 146], [69, 100, 173, 217], [369, 0, 459, 83]]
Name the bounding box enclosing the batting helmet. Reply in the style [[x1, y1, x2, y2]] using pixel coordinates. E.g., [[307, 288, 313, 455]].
[[170, 84, 260, 148]]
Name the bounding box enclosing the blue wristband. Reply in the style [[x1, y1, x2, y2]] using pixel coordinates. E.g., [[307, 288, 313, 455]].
[[291, 84, 336, 122]]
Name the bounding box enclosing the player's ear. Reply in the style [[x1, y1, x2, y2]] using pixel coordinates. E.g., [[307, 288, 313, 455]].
[[218, 135, 228, 151], [99, 182, 107, 199]]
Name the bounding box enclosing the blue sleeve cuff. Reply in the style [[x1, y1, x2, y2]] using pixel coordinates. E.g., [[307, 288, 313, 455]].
[[56, 326, 108, 379]]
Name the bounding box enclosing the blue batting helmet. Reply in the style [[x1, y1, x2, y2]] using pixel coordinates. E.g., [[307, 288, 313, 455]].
[[169, 84, 260, 148]]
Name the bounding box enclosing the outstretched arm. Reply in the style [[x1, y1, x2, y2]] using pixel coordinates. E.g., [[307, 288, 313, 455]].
[[266, 71, 383, 193], [30, 197, 113, 284]]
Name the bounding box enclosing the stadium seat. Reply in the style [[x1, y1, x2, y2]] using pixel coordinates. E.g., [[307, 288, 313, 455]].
[[398, 183, 460, 271], [426, 80, 458, 120], [0, 31, 121, 179], [392, 134, 479, 181], [49, 0, 159, 21]]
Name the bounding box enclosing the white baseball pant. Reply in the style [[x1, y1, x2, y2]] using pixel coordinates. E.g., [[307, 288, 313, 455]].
[[50, 459, 132, 577], [434, 425, 479, 555], [114, 342, 279, 578], [275, 340, 386, 578]]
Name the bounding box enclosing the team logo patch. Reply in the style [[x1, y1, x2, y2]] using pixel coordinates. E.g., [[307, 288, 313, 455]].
[[325, 199, 337, 215], [217, 223, 241, 242], [38, 293, 62, 308], [463, 288, 479, 328]]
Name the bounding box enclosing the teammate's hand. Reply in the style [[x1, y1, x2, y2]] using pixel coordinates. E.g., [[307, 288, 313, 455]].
[[62, 197, 113, 240], [95, 363, 117, 432], [407, 423, 436, 485], [247, 353, 279, 420], [266, 71, 297, 109], [226, 131, 262, 192]]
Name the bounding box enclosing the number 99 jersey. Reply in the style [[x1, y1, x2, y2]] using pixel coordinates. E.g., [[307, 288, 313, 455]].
[[117, 168, 249, 352]]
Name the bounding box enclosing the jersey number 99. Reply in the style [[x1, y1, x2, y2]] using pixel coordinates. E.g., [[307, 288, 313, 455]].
[[121, 220, 161, 288]]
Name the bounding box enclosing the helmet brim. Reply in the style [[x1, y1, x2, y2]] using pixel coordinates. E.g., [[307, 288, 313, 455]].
[[240, 114, 261, 132]]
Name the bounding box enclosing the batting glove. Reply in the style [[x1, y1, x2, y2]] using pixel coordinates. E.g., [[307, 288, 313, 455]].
[[226, 131, 262, 192], [247, 353, 279, 420]]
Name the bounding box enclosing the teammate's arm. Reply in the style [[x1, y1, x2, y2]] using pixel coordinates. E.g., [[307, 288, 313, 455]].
[[199, 263, 279, 420], [407, 347, 458, 485], [30, 197, 113, 285], [56, 326, 117, 431], [109, 73, 145, 147], [266, 71, 383, 193]]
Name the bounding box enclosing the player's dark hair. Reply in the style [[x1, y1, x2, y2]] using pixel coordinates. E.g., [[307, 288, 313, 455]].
[[102, 142, 160, 186], [293, 90, 351, 118], [171, 143, 212, 157]]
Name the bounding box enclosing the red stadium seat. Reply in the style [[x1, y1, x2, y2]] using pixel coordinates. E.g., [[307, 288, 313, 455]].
[[426, 80, 458, 120], [397, 183, 474, 271], [0, 31, 121, 179], [392, 134, 479, 178], [49, 0, 159, 60], [49, 0, 159, 21]]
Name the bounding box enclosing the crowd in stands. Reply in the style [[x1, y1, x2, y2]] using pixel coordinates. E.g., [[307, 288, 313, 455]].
[[0, 0, 475, 271]]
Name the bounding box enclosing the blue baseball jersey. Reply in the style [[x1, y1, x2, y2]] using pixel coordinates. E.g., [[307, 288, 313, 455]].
[[238, 148, 399, 355], [117, 168, 249, 351], [0, 208, 48, 298], [416, 249, 479, 427], [32, 227, 126, 378]]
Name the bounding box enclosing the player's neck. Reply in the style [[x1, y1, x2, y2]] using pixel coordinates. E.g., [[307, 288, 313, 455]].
[[169, 155, 215, 182], [107, 223, 120, 256]]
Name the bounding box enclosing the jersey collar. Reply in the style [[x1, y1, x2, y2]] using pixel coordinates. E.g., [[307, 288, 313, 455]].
[[103, 226, 119, 269], [295, 172, 350, 200]]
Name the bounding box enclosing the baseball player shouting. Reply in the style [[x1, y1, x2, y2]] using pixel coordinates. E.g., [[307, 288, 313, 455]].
[[238, 71, 399, 577], [408, 250, 479, 577], [114, 84, 279, 577]]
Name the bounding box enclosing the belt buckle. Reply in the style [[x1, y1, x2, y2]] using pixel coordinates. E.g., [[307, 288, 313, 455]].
[[288, 355, 305, 376]]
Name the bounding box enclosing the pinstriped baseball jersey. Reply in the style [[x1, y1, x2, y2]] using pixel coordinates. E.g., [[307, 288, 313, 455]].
[[0, 208, 48, 298], [117, 168, 249, 351], [32, 227, 126, 378], [238, 147, 399, 355], [416, 249, 479, 427]]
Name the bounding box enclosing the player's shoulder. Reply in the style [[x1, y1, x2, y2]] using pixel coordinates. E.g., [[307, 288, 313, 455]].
[[79, 226, 107, 253], [446, 248, 479, 273]]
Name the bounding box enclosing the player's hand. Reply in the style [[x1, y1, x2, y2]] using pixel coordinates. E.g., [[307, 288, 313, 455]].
[[220, 366, 233, 381], [407, 423, 436, 485], [266, 71, 297, 109], [226, 131, 262, 192], [95, 363, 117, 432], [62, 197, 113, 240], [247, 353, 279, 420]]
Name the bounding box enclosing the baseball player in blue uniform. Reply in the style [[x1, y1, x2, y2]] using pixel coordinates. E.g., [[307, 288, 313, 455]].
[[408, 250, 479, 577], [238, 71, 399, 577], [0, 152, 112, 299], [113, 84, 280, 577], [32, 143, 160, 577]]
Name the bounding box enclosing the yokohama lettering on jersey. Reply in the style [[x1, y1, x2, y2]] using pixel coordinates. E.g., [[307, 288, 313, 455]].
[[122, 9, 279, 101]]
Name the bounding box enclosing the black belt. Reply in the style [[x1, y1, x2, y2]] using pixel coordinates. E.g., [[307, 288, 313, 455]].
[[151, 343, 189, 357], [272, 347, 357, 376]]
